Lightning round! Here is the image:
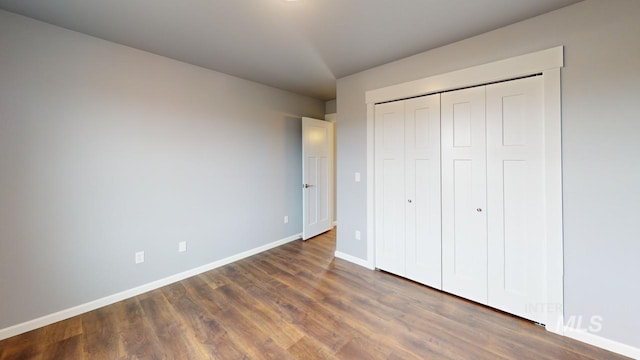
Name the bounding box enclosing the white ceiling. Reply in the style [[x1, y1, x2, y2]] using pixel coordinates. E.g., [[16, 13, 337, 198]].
[[0, 0, 581, 100]]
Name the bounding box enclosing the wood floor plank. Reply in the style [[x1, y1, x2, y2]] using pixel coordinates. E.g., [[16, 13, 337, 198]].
[[0, 331, 43, 359], [287, 336, 337, 360], [39, 317, 83, 348], [334, 335, 392, 360], [214, 305, 292, 360], [178, 277, 250, 359], [161, 281, 227, 345], [40, 335, 83, 360], [0, 229, 632, 360], [81, 305, 124, 359], [109, 298, 164, 359], [137, 290, 210, 359], [225, 262, 353, 354], [212, 275, 306, 349]]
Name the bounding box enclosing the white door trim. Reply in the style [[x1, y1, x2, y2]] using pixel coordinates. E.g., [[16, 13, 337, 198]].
[[365, 46, 564, 334], [325, 113, 337, 227]]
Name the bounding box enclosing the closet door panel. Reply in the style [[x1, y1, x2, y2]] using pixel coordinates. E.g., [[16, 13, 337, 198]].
[[374, 101, 406, 276], [441, 87, 488, 304], [405, 94, 442, 289], [487, 76, 545, 323]]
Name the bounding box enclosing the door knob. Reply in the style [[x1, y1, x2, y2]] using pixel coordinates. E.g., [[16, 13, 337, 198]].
[[408, 199, 413, 203], [303, 184, 314, 188], [476, 208, 483, 212]]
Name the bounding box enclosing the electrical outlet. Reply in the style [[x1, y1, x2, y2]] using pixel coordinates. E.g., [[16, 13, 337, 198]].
[[178, 241, 187, 253], [355, 230, 361, 240], [284, 215, 289, 224], [135, 251, 145, 264]]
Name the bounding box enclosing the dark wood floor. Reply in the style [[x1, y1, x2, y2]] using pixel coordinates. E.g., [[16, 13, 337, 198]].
[[0, 229, 629, 359]]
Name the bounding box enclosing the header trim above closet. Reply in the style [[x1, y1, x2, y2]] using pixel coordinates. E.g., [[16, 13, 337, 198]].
[[365, 46, 563, 105], [374, 73, 542, 105]]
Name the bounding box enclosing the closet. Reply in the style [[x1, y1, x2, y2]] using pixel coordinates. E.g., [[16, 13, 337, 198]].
[[374, 75, 546, 324]]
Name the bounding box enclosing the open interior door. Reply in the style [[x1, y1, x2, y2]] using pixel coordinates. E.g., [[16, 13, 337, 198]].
[[302, 117, 333, 240]]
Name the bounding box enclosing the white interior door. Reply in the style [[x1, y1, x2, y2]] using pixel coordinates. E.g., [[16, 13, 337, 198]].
[[302, 117, 333, 240], [374, 101, 406, 275], [486, 76, 546, 323], [441, 86, 488, 305], [404, 94, 442, 289]]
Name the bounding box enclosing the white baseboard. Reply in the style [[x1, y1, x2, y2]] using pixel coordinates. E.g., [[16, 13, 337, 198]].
[[0, 233, 302, 341], [564, 326, 640, 359], [334, 251, 374, 270]]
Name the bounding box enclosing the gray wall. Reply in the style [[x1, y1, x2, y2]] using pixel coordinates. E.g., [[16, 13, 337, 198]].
[[0, 10, 324, 330], [325, 99, 337, 114], [336, 0, 640, 348]]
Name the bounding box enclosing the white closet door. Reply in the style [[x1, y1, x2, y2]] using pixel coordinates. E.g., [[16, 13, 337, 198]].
[[374, 101, 406, 276], [404, 94, 442, 289], [441, 86, 488, 304], [486, 77, 546, 323]]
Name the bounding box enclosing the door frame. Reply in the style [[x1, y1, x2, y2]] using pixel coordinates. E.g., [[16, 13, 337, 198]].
[[364, 46, 564, 334], [325, 113, 337, 228]]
